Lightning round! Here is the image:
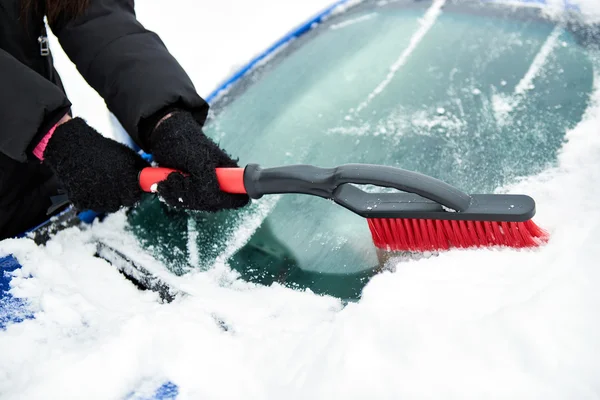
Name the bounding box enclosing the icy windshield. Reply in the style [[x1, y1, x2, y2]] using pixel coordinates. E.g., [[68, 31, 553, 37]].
[[129, 1, 596, 299]]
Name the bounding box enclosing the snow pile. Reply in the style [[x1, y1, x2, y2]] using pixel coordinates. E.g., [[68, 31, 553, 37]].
[[2, 1, 600, 399], [0, 219, 344, 399]]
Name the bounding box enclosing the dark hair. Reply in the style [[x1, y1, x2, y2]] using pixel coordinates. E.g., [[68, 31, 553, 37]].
[[21, 0, 89, 24]]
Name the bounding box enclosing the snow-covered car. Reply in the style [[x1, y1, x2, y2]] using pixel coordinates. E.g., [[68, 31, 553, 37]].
[[2, 1, 600, 397]]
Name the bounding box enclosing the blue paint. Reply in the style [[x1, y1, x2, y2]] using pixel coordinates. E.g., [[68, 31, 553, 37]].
[[125, 381, 179, 400], [0, 255, 33, 330], [78, 210, 101, 224], [0, 256, 19, 295], [0, 296, 33, 330], [152, 382, 179, 400], [140, 152, 154, 162]]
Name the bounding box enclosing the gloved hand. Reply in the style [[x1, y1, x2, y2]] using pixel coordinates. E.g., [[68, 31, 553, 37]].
[[40, 117, 151, 212], [147, 110, 250, 212]]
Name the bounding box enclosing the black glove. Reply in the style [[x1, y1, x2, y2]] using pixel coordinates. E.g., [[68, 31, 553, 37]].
[[146, 111, 250, 212], [42, 117, 150, 213]]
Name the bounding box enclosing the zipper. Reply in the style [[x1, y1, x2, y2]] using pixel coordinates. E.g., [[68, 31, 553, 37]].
[[37, 22, 54, 82], [38, 35, 50, 56], [38, 3, 50, 57]]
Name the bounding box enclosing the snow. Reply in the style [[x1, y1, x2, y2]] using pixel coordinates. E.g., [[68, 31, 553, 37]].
[[3, 0, 600, 399], [329, 12, 377, 30], [353, 0, 446, 114], [513, 25, 563, 97], [493, 25, 565, 123]]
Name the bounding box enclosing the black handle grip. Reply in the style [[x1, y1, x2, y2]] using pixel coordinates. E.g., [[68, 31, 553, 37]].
[[243, 163, 472, 212]]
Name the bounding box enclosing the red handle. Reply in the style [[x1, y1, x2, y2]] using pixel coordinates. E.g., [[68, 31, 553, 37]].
[[138, 167, 247, 194]]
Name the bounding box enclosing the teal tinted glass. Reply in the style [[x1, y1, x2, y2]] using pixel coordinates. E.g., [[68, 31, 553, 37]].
[[128, 1, 595, 300]]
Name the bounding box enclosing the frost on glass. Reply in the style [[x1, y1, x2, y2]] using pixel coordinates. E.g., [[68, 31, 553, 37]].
[[128, 2, 594, 300]]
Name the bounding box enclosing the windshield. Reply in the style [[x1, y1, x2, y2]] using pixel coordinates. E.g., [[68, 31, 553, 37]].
[[128, 0, 597, 299]]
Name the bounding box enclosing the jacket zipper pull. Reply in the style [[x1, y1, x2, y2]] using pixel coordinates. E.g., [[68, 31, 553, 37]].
[[38, 36, 50, 56]]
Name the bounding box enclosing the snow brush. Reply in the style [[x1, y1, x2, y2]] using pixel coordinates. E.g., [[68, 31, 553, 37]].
[[138, 164, 549, 252]]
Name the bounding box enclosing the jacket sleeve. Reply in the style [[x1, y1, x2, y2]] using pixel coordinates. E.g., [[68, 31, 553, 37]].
[[49, 0, 210, 151], [0, 49, 72, 162]]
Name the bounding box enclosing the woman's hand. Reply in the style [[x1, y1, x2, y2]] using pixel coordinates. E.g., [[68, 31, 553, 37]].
[[40, 117, 151, 212], [147, 111, 250, 212]]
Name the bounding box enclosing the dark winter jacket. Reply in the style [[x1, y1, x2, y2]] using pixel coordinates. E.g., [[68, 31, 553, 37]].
[[0, 0, 209, 238]]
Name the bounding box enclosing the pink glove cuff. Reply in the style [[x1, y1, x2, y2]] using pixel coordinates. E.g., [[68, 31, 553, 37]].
[[33, 123, 59, 161]]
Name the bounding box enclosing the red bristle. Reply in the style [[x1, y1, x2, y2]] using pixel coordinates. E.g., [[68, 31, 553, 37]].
[[367, 219, 382, 248], [367, 217, 549, 252], [513, 222, 525, 246], [403, 219, 416, 250], [391, 221, 402, 248], [393, 219, 409, 250], [483, 221, 496, 244], [516, 222, 533, 247], [411, 219, 425, 251], [466, 221, 482, 247], [384, 219, 396, 249], [501, 221, 518, 247], [381, 219, 396, 250], [371, 219, 387, 249], [442, 219, 457, 247], [520, 221, 549, 247], [380, 219, 392, 249], [424, 219, 434, 249], [459, 220, 472, 247], [367, 219, 381, 248], [491, 222, 506, 246], [431, 220, 441, 249], [474, 221, 486, 246], [474, 221, 488, 246], [417, 219, 428, 250], [393, 222, 404, 250], [426, 219, 438, 249], [384, 220, 394, 248], [382, 219, 394, 250], [412, 218, 429, 251], [384, 220, 394, 250], [449, 220, 463, 248], [435, 220, 449, 250], [420, 219, 432, 250], [524, 220, 549, 241], [510, 222, 527, 247], [514, 222, 528, 247]]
